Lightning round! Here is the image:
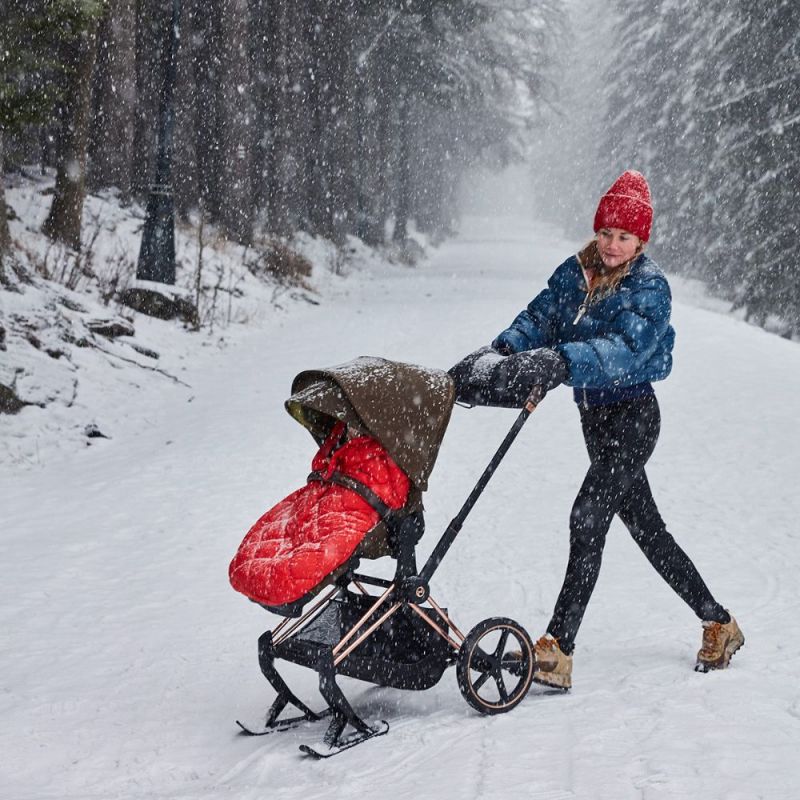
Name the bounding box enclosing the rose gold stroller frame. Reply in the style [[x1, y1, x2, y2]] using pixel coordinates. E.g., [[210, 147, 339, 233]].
[[272, 576, 466, 664]]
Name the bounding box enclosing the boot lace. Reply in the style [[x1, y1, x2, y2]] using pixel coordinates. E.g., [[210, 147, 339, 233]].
[[509, 635, 561, 661], [535, 635, 560, 653], [700, 621, 723, 656]]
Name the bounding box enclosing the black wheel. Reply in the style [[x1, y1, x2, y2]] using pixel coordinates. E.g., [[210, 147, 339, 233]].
[[456, 617, 534, 715]]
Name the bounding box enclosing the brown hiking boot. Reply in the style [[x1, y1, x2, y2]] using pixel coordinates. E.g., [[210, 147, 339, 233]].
[[695, 613, 744, 672], [533, 634, 572, 690]]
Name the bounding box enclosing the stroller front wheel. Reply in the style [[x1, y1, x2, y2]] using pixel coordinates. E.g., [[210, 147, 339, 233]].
[[456, 617, 535, 715]]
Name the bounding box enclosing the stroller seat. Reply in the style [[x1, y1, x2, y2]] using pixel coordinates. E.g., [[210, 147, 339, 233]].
[[229, 357, 453, 616], [229, 421, 412, 610]]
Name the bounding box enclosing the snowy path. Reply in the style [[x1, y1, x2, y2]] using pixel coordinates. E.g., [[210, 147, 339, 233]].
[[2, 217, 800, 799]]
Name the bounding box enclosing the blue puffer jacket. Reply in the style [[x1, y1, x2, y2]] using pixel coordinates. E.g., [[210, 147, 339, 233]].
[[493, 253, 675, 406]]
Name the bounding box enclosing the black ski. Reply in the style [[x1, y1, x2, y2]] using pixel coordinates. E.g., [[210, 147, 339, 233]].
[[236, 708, 332, 737], [299, 721, 389, 759]]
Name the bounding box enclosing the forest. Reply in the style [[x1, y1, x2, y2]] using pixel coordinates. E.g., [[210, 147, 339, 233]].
[[3, 4, 800, 793], [0, 1, 556, 261], [536, 0, 800, 336], [1, 0, 799, 334]]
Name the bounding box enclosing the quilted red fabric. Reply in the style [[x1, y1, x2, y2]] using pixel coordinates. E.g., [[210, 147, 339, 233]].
[[229, 424, 410, 606]]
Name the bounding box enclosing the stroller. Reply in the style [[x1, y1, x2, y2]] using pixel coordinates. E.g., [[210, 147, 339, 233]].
[[230, 356, 545, 758]]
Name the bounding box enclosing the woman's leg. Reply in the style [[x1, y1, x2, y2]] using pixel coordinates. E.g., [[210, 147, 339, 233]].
[[546, 398, 660, 653], [548, 396, 729, 654], [616, 459, 729, 623]]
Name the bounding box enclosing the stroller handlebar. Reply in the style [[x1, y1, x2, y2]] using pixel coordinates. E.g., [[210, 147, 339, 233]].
[[418, 386, 544, 585]]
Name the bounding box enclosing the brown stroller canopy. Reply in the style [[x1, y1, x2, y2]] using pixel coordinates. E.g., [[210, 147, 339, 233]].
[[286, 357, 455, 491]]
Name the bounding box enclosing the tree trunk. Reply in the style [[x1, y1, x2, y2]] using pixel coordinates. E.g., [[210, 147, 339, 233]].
[[248, 0, 269, 215], [172, 0, 200, 217], [132, 0, 164, 197], [217, 0, 252, 242], [191, 0, 223, 221], [414, 111, 450, 240], [311, 0, 357, 245], [373, 61, 394, 246], [392, 93, 410, 243], [329, 1, 358, 245], [264, 0, 293, 237], [303, 0, 327, 236], [43, 19, 102, 249], [0, 131, 11, 284], [89, 0, 136, 198]]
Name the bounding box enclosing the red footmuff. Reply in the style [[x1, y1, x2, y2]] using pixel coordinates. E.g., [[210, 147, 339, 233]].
[[229, 422, 410, 607]]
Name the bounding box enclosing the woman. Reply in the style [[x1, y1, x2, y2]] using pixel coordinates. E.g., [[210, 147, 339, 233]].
[[450, 170, 743, 690]]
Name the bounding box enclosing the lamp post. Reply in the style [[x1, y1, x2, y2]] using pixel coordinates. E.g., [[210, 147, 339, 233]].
[[136, 0, 181, 284]]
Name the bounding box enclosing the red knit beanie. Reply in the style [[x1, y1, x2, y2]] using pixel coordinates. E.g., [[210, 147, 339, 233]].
[[593, 170, 653, 242]]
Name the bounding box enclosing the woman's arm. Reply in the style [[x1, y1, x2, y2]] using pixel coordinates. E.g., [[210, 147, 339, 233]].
[[492, 261, 572, 353]]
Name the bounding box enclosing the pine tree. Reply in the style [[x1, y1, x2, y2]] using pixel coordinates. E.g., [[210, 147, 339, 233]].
[[1, 1, 101, 270], [597, 0, 800, 331], [710, 1, 800, 331], [88, 0, 136, 199], [4, 0, 564, 270], [42, 2, 106, 249]]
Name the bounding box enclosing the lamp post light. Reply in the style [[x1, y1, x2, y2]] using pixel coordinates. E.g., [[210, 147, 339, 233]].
[[136, 0, 181, 284]]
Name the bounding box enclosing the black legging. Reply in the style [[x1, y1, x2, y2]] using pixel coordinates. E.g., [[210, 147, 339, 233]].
[[547, 395, 728, 654]]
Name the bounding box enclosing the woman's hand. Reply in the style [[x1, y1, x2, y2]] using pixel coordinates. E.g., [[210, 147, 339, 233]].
[[448, 346, 503, 404], [495, 348, 568, 401], [448, 347, 567, 408]]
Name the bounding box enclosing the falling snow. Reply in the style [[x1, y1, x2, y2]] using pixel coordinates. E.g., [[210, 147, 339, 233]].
[[2, 1, 800, 796]]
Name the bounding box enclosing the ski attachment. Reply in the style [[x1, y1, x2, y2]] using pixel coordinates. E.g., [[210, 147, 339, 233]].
[[235, 708, 332, 736], [299, 721, 390, 759]]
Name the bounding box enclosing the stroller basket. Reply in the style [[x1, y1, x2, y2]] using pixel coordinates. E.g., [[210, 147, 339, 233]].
[[278, 590, 454, 690]]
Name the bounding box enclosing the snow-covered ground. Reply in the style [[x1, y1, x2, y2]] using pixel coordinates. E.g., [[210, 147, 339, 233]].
[[2, 214, 799, 799]]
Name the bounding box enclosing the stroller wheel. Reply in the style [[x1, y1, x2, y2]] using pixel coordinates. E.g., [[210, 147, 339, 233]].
[[456, 617, 535, 715]]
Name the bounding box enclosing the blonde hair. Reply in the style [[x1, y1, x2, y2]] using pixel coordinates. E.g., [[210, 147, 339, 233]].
[[577, 238, 644, 295]]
